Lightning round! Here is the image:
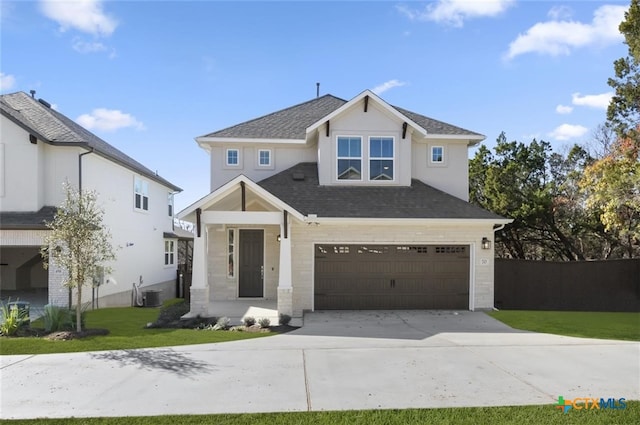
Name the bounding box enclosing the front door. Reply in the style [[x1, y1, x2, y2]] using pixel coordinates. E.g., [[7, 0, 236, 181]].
[[239, 229, 264, 297]]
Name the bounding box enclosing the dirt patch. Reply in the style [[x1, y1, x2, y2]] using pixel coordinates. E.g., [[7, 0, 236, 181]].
[[44, 329, 109, 340]]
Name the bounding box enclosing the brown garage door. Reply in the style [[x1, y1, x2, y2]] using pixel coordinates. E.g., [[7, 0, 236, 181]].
[[314, 244, 469, 310]]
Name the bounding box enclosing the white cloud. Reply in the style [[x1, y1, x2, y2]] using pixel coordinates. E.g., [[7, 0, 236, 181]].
[[505, 5, 626, 60], [555, 104, 573, 114], [0, 73, 16, 91], [547, 5, 573, 21], [72, 39, 107, 54], [397, 0, 514, 27], [372, 79, 407, 95], [39, 0, 117, 37], [571, 92, 613, 109], [549, 124, 589, 141], [76, 108, 145, 132]]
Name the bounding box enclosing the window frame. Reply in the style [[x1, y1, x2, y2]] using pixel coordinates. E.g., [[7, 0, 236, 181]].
[[167, 192, 174, 217], [368, 136, 395, 181], [225, 148, 240, 167], [227, 228, 236, 278], [430, 146, 445, 165], [134, 176, 149, 212], [336, 135, 363, 181], [257, 149, 272, 167], [164, 239, 175, 266]]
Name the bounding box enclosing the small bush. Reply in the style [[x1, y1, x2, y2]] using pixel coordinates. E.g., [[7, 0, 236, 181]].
[[242, 316, 256, 327], [258, 317, 271, 328], [1, 302, 27, 336], [279, 313, 291, 326], [213, 316, 231, 330], [43, 305, 73, 332]]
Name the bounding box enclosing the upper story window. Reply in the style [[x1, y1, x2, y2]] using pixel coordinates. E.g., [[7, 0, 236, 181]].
[[431, 146, 444, 164], [134, 177, 149, 211], [226, 148, 240, 166], [369, 137, 394, 181], [337, 136, 362, 180], [258, 149, 271, 167], [168, 193, 174, 217]]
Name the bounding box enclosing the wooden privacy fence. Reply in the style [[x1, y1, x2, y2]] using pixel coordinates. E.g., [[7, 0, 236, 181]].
[[494, 258, 640, 312]]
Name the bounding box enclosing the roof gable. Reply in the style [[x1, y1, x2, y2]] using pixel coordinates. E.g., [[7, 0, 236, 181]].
[[0, 92, 181, 191]]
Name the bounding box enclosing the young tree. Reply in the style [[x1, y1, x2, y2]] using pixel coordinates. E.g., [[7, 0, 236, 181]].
[[41, 183, 116, 331]]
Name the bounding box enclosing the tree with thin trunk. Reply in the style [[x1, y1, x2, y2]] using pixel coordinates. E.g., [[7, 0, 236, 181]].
[[41, 183, 116, 332]]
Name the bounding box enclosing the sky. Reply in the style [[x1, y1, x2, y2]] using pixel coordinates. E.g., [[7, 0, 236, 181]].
[[0, 0, 631, 211]]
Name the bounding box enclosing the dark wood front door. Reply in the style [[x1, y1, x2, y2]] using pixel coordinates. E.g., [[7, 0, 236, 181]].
[[239, 229, 264, 297]]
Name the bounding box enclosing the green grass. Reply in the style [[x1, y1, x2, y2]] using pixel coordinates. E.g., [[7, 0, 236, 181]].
[[1, 402, 638, 424], [488, 310, 640, 341], [0, 303, 272, 355]]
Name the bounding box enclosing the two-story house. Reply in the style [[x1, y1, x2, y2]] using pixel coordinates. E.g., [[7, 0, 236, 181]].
[[179, 90, 510, 321], [0, 91, 182, 309]]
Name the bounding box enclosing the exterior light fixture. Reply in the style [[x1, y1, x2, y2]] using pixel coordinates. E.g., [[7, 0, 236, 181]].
[[481, 237, 491, 250], [277, 234, 281, 242]]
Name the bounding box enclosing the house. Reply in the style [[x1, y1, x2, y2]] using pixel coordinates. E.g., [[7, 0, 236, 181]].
[[0, 91, 182, 309], [179, 90, 511, 321]]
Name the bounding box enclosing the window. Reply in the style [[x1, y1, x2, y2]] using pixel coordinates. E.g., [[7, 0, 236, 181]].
[[134, 177, 149, 211], [164, 240, 175, 266], [167, 193, 174, 217], [369, 137, 394, 180], [258, 149, 271, 167], [337, 136, 362, 180], [226, 149, 239, 166], [227, 229, 235, 278], [431, 146, 444, 163]]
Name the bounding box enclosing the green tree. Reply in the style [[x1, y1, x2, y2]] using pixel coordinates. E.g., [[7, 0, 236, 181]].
[[41, 183, 116, 331], [581, 138, 640, 258], [607, 0, 640, 143]]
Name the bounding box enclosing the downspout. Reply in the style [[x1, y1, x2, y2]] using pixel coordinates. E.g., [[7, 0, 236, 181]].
[[78, 148, 94, 310]]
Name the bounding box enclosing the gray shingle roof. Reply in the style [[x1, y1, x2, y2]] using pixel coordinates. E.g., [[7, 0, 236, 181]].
[[202, 94, 483, 140], [257, 163, 504, 220], [0, 206, 57, 229], [0, 92, 181, 191]]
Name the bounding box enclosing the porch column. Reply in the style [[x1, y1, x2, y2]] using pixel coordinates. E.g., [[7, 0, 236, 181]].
[[190, 225, 210, 316], [277, 213, 293, 318]]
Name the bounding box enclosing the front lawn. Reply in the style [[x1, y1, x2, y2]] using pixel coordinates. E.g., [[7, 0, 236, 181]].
[[1, 402, 638, 424], [0, 302, 273, 355], [488, 310, 640, 341]]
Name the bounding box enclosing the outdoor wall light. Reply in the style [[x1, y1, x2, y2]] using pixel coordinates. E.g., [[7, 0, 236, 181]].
[[481, 237, 491, 250], [276, 234, 281, 242]]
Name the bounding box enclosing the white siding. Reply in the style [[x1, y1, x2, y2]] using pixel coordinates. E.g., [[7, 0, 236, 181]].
[[411, 139, 470, 201]]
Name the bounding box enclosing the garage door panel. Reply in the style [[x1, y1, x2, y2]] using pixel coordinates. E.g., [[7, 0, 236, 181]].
[[315, 244, 469, 310]]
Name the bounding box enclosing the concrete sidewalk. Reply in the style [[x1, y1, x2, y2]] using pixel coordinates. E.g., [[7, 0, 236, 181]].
[[1, 311, 638, 419]]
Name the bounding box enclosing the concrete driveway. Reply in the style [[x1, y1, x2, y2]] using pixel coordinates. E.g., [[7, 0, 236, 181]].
[[1, 310, 638, 419]]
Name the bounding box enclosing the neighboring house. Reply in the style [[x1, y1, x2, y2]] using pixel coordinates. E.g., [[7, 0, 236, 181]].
[[179, 90, 511, 319], [0, 91, 182, 308]]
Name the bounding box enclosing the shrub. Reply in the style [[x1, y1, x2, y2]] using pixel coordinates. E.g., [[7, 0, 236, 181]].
[[279, 313, 291, 326], [242, 316, 256, 327], [212, 316, 231, 330], [0, 301, 28, 336], [43, 305, 74, 332], [258, 317, 271, 328]]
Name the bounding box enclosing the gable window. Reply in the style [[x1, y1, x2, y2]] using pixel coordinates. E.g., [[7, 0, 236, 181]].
[[164, 240, 175, 266], [258, 149, 271, 167], [369, 137, 394, 180], [226, 149, 240, 166], [337, 136, 362, 180], [134, 177, 149, 211], [431, 146, 444, 163]]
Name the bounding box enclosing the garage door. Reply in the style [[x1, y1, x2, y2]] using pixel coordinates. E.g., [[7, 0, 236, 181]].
[[314, 244, 469, 310]]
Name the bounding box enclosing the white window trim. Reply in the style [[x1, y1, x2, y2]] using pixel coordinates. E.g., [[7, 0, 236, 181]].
[[164, 239, 175, 267], [430, 145, 446, 166], [227, 228, 236, 278], [368, 136, 395, 182], [336, 135, 363, 181], [168, 192, 174, 217], [257, 148, 273, 168], [134, 176, 149, 212], [225, 148, 241, 168]]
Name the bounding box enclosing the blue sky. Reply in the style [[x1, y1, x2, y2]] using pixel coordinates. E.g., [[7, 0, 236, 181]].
[[1, 0, 630, 210]]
